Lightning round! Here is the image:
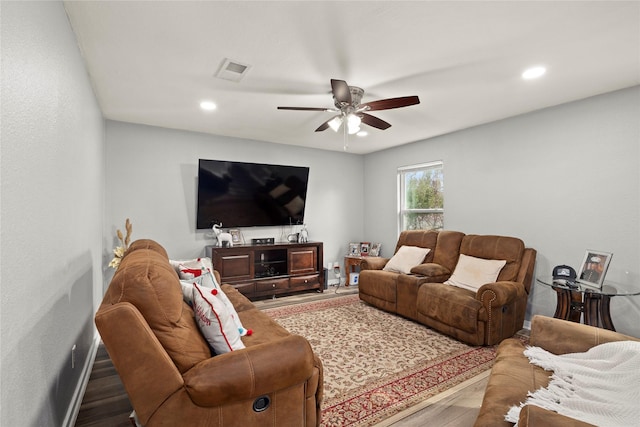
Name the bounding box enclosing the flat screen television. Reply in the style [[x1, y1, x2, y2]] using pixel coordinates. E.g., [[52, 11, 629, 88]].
[[196, 159, 310, 229]]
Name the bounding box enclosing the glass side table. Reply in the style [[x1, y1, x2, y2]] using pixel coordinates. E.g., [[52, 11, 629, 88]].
[[536, 276, 640, 331]]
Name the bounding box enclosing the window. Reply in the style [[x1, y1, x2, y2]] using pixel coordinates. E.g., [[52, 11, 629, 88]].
[[398, 161, 444, 232]]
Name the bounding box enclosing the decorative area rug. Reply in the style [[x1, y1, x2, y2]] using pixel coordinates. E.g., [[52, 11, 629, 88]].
[[264, 294, 497, 427]]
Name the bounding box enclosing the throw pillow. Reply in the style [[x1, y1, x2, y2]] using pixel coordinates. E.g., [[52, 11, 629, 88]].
[[192, 283, 245, 354], [444, 254, 507, 292], [181, 271, 252, 337], [383, 246, 431, 274]]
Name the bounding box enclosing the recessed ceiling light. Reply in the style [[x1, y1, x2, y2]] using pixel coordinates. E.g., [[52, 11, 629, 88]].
[[356, 131, 368, 137], [200, 100, 217, 111], [522, 66, 546, 80]]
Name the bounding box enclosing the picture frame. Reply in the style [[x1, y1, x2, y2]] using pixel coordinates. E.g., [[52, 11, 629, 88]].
[[369, 243, 381, 257], [360, 242, 371, 256], [577, 250, 613, 289], [229, 229, 242, 244], [349, 242, 360, 256]]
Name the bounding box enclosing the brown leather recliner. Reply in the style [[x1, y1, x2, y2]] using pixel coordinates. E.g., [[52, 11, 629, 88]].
[[475, 315, 640, 426], [358, 230, 536, 346], [95, 239, 323, 427]]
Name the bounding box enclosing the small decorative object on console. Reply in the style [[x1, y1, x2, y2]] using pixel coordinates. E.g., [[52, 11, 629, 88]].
[[212, 223, 233, 247], [109, 218, 132, 269], [578, 250, 613, 289], [229, 229, 242, 244], [298, 224, 308, 243]]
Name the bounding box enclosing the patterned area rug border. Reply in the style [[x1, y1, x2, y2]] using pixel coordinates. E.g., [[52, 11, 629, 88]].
[[265, 294, 497, 427]]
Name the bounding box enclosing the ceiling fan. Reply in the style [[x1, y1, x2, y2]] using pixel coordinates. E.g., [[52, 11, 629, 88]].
[[277, 79, 420, 135]]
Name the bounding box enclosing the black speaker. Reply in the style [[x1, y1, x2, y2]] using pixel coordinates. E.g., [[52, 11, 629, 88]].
[[251, 237, 275, 245]]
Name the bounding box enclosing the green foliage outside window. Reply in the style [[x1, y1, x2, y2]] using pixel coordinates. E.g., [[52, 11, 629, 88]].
[[400, 163, 444, 231]]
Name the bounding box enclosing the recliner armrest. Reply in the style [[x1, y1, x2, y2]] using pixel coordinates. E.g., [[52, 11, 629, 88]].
[[529, 315, 638, 355], [183, 334, 316, 406], [476, 281, 525, 306], [518, 404, 595, 427], [360, 256, 389, 270]]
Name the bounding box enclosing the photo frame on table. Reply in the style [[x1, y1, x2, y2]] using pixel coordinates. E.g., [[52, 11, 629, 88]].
[[369, 243, 381, 257], [349, 242, 360, 256], [577, 250, 613, 289], [360, 242, 371, 256], [229, 229, 242, 244]]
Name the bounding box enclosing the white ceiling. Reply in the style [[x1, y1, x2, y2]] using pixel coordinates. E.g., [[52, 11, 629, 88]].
[[63, 1, 640, 154]]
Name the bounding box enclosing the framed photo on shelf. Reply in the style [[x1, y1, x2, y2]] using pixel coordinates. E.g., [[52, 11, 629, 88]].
[[360, 242, 371, 256], [349, 242, 360, 256], [229, 229, 242, 244], [369, 243, 381, 257], [577, 250, 613, 289]]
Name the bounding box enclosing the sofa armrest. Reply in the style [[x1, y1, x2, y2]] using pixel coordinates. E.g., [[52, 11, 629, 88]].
[[518, 404, 595, 427], [95, 302, 185, 425], [183, 334, 316, 406], [529, 315, 638, 355], [476, 281, 525, 306], [360, 256, 389, 270]]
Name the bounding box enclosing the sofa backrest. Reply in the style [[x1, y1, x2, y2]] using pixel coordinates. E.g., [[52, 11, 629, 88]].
[[432, 230, 465, 272], [459, 235, 525, 283], [101, 239, 211, 373], [395, 230, 439, 263]]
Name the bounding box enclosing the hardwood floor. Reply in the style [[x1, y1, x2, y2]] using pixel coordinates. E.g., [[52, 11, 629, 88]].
[[74, 286, 489, 427]]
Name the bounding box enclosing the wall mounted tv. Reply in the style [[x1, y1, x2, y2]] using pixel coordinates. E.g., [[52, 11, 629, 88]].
[[196, 159, 310, 229]]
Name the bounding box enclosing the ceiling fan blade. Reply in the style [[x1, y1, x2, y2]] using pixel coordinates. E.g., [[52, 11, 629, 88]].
[[361, 113, 391, 130], [277, 106, 330, 111], [360, 96, 420, 111], [331, 79, 352, 105]]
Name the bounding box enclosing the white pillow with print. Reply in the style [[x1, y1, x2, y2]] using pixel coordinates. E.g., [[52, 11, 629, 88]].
[[181, 271, 252, 337], [192, 283, 245, 354]]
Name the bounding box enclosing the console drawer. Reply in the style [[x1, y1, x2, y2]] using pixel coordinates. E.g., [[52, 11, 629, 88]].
[[231, 282, 255, 296], [255, 278, 289, 293], [290, 274, 320, 289]]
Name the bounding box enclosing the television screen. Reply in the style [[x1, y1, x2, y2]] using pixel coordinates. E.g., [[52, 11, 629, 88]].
[[196, 159, 310, 229]]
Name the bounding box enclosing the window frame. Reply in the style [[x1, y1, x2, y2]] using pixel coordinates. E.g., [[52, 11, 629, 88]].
[[397, 161, 444, 234]]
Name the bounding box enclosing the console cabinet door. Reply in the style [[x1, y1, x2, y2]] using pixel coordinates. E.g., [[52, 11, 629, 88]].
[[289, 246, 318, 275], [212, 248, 253, 282]]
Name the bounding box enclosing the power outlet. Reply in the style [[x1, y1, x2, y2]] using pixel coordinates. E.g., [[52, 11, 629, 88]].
[[71, 344, 76, 369]]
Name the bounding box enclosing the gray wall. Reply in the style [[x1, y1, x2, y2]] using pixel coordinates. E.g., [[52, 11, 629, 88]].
[[363, 86, 640, 336], [1, 1, 105, 426], [104, 121, 365, 281]]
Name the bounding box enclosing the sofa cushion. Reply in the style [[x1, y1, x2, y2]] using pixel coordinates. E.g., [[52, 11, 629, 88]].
[[383, 246, 431, 274], [445, 254, 507, 292], [417, 283, 484, 333], [192, 283, 245, 354], [475, 338, 551, 427]]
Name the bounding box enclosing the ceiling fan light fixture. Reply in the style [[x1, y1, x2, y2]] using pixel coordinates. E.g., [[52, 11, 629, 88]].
[[328, 116, 343, 132], [347, 114, 361, 134]]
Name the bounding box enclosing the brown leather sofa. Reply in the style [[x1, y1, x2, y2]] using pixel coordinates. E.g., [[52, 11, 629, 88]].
[[358, 230, 536, 346], [475, 315, 640, 426], [95, 239, 323, 427]]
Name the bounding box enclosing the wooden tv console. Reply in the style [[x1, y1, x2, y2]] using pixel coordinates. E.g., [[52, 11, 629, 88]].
[[206, 241, 324, 300]]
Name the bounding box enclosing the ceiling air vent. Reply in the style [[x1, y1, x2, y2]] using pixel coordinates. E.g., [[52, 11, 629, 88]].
[[215, 58, 251, 82]]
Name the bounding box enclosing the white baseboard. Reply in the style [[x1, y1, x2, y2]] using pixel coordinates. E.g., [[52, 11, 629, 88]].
[[63, 332, 101, 427]]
